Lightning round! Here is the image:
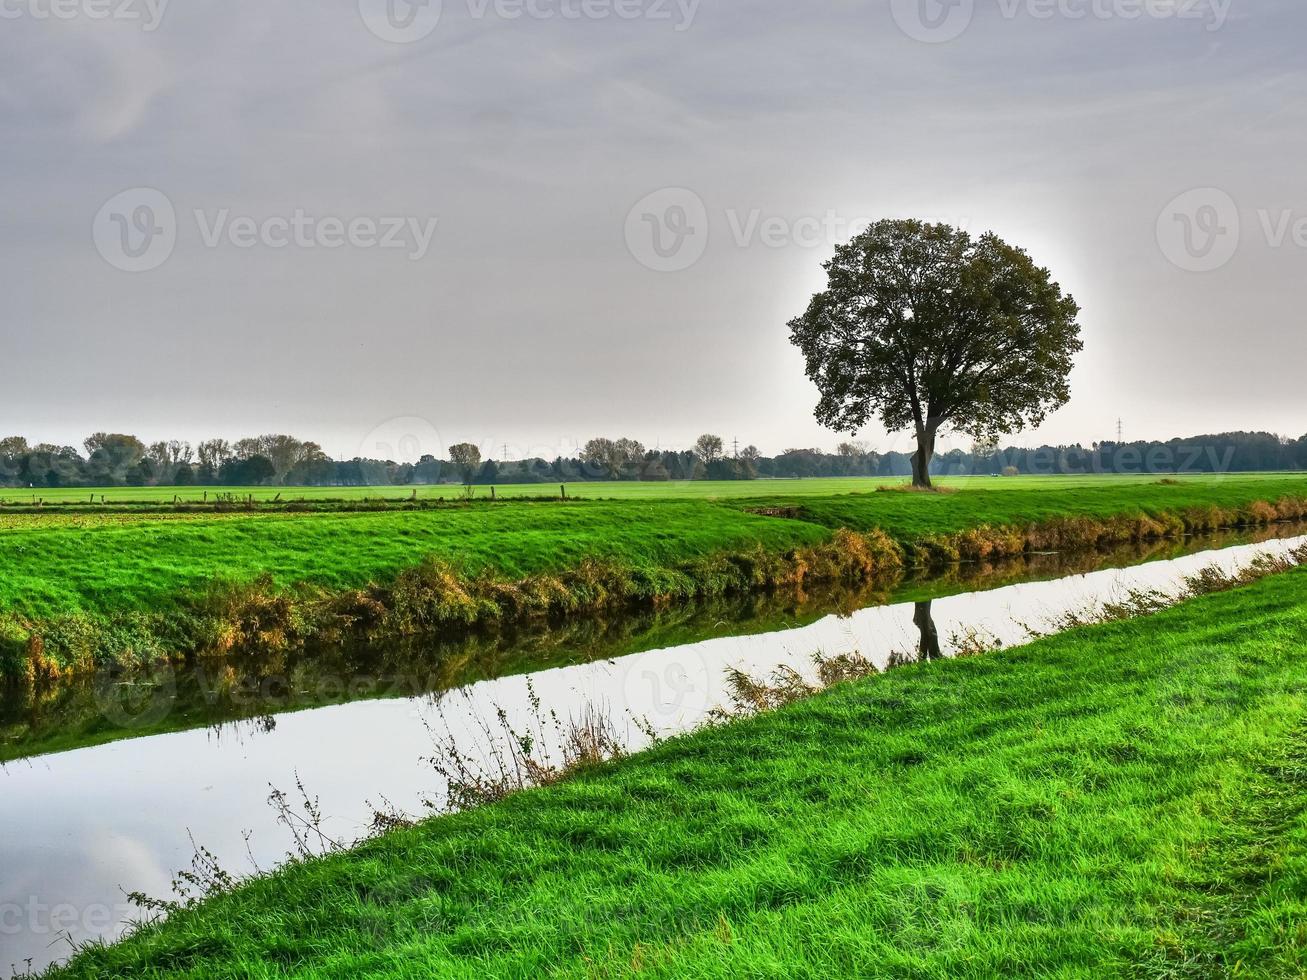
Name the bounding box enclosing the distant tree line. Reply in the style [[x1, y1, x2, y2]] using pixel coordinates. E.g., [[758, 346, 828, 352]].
[[0, 434, 336, 489], [1, 430, 1305, 489]]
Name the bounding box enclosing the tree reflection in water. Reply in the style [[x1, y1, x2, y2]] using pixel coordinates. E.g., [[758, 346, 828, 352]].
[[913, 600, 943, 662]]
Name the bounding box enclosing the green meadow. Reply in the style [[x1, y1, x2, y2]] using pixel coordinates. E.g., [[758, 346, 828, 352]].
[[2, 475, 1306, 624], [4, 471, 1304, 504], [49, 566, 1307, 978]]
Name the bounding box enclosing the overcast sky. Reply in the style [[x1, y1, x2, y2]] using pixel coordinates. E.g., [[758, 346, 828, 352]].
[[2, 0, 1303, 462]]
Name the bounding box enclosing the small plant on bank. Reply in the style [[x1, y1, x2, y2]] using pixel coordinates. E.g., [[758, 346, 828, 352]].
[[712, 652, 881, 721], [422, 682, 628, 813], [949, 625, 1004, 658]]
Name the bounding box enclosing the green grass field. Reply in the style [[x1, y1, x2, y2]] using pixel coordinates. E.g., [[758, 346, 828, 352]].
[[3, 475, 1307, 624], [49, 567, 1307, 978], [0, 502, 828, 621], [3, 472, 1303, 504]]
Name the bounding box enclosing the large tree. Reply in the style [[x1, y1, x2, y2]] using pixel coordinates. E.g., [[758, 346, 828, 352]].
[[789, 220, 1082, 489], [693, 434, 724, 465], [448, 443, 482, 486], [84, 432, 147, 484], [196, 438, 234, 478], [583, 437, 645, 480], [0, 436, 30, 458]]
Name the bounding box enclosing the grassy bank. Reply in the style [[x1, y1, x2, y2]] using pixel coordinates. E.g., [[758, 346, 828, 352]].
[[48, 566, 1307, 977], [13, 525, 1301, 766], [3, 475, 1307, 679]]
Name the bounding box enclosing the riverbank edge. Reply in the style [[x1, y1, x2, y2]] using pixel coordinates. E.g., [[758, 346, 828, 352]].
[[6, 493, 1307, 682], [40, 562, 1307, 977]]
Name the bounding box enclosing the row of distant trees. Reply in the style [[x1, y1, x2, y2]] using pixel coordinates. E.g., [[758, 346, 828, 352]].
[[1, 430, 1305, 489], [0, 433, 335, 489]]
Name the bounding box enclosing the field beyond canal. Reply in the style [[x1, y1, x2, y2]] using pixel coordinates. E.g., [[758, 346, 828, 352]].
[[4, 474, 1307, 679]]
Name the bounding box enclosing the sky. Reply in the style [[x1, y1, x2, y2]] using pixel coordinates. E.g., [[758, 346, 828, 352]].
[[2, 0, 1304, 463]]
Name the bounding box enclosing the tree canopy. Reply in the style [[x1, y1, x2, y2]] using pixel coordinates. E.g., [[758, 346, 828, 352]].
[[448, 443, 482, 485], [694, 434, 724, 464], [583, 438, 646, 479], [789, 219, 1082, 487]]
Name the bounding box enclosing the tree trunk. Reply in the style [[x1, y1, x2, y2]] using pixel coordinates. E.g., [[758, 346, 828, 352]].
[[911, 425, 937, 489]]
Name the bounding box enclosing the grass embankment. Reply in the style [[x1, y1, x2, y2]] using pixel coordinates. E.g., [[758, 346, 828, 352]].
[[50, 568, 1307, 978], [4, 476, 1307, 679], [12, 527, 1293, 766]]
